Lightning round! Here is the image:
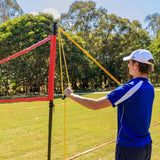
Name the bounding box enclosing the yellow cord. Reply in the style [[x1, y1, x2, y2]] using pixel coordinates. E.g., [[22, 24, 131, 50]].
[[59, 29, 71, 87], [152, 114, 160, 123], [64, 98, 66, 160], [59, 27, 121, 86], [59, 28, 72, 160], [58, 29, 66, 160], [58, 29, 64, 96]]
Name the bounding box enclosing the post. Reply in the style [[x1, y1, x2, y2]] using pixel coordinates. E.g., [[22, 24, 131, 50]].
[[48, 100, 54, 160], [47, 22, 57, 160]]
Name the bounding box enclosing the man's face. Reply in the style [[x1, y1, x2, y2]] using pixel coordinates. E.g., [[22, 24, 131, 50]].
[[128, 59, 138, 76]]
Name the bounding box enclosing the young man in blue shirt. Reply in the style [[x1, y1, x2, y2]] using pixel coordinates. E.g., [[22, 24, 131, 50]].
[[64, 49, 155, 160]]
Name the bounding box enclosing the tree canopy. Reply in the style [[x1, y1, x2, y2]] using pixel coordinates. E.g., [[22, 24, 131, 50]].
[[0, 0, 160, 94], [0, 0, 23, 24], [145, 12, 160, 38]]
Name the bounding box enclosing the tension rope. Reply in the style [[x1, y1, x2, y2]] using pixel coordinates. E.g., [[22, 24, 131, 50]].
[[58, 28, 71, 160]]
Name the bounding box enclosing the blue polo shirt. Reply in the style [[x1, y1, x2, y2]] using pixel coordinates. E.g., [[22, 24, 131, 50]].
[[107, 77, 154, 147]]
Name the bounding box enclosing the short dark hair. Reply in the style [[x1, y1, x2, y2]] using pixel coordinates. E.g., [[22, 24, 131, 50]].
[[131, 59, 154, 74]]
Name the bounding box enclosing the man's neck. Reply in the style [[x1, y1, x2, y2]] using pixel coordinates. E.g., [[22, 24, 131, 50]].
[[133, 73, 147, 79]]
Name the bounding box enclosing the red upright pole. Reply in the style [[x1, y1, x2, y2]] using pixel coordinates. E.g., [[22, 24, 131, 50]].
[[48, 22, 57, 160], [48, 28, 57, 100]]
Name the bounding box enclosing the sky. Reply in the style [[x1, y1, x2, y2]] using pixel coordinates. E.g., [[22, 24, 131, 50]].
[[16, 0, 160, 28]]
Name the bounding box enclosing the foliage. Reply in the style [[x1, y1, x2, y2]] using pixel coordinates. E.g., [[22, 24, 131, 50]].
[[145, 12, 160, 38], [148, 34, 160, 85], [0, 0, 23, 24], [1, 1, 160, 95], [60, 1, 152, 88], [55, 31, 93, 91]]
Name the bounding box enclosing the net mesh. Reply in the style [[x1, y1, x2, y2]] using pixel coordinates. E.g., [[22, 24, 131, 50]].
[[0, 36, 54, 102]]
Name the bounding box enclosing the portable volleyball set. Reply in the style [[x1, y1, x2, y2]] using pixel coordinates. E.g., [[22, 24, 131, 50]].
[[1, 22, 160, 160]]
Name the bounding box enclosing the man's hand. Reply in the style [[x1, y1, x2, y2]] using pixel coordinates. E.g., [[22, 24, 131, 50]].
[[64, 88, 73, 97]]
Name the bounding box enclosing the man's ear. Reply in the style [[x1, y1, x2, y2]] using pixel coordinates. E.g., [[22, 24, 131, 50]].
[[134, 62, 139, 70]]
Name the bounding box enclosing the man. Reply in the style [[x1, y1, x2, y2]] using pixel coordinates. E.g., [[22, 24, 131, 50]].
[[64, 49, 155, 160]]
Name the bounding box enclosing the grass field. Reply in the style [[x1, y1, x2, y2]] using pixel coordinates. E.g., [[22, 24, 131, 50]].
[[0, 89, 160, 160]]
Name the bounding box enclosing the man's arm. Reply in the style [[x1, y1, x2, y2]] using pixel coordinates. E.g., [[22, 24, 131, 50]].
[[64, 88, 112, 110]]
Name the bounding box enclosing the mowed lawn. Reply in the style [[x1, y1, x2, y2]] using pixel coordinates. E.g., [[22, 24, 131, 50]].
[[0, 89, 160, 160]]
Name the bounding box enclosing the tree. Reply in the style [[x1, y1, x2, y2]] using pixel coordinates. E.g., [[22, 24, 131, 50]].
[[89, 11, 151, 84], [145, 12, 160, 38], [148, 34, 160, 85], [0, 0, 23, 24], [60, 1, 152, 88], [56, 31, 93, 90], [60, 1, 98, 41]]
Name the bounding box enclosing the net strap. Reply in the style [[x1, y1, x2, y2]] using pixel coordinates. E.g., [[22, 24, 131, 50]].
[[0, 35, 51, 65], [0, 35, 53, 103]]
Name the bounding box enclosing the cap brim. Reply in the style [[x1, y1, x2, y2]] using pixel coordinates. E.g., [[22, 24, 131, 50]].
[[123, 56, 130, 61]]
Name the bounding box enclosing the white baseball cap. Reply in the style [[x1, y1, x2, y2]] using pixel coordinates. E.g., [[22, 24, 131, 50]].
[[123, 49, 154, 65]]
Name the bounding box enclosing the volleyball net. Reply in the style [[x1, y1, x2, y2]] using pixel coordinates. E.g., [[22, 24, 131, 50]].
[[0, 35, 56, 103]]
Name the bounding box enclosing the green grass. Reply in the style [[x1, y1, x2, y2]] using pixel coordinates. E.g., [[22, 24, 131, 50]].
[[0, 90, 160, 160]]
